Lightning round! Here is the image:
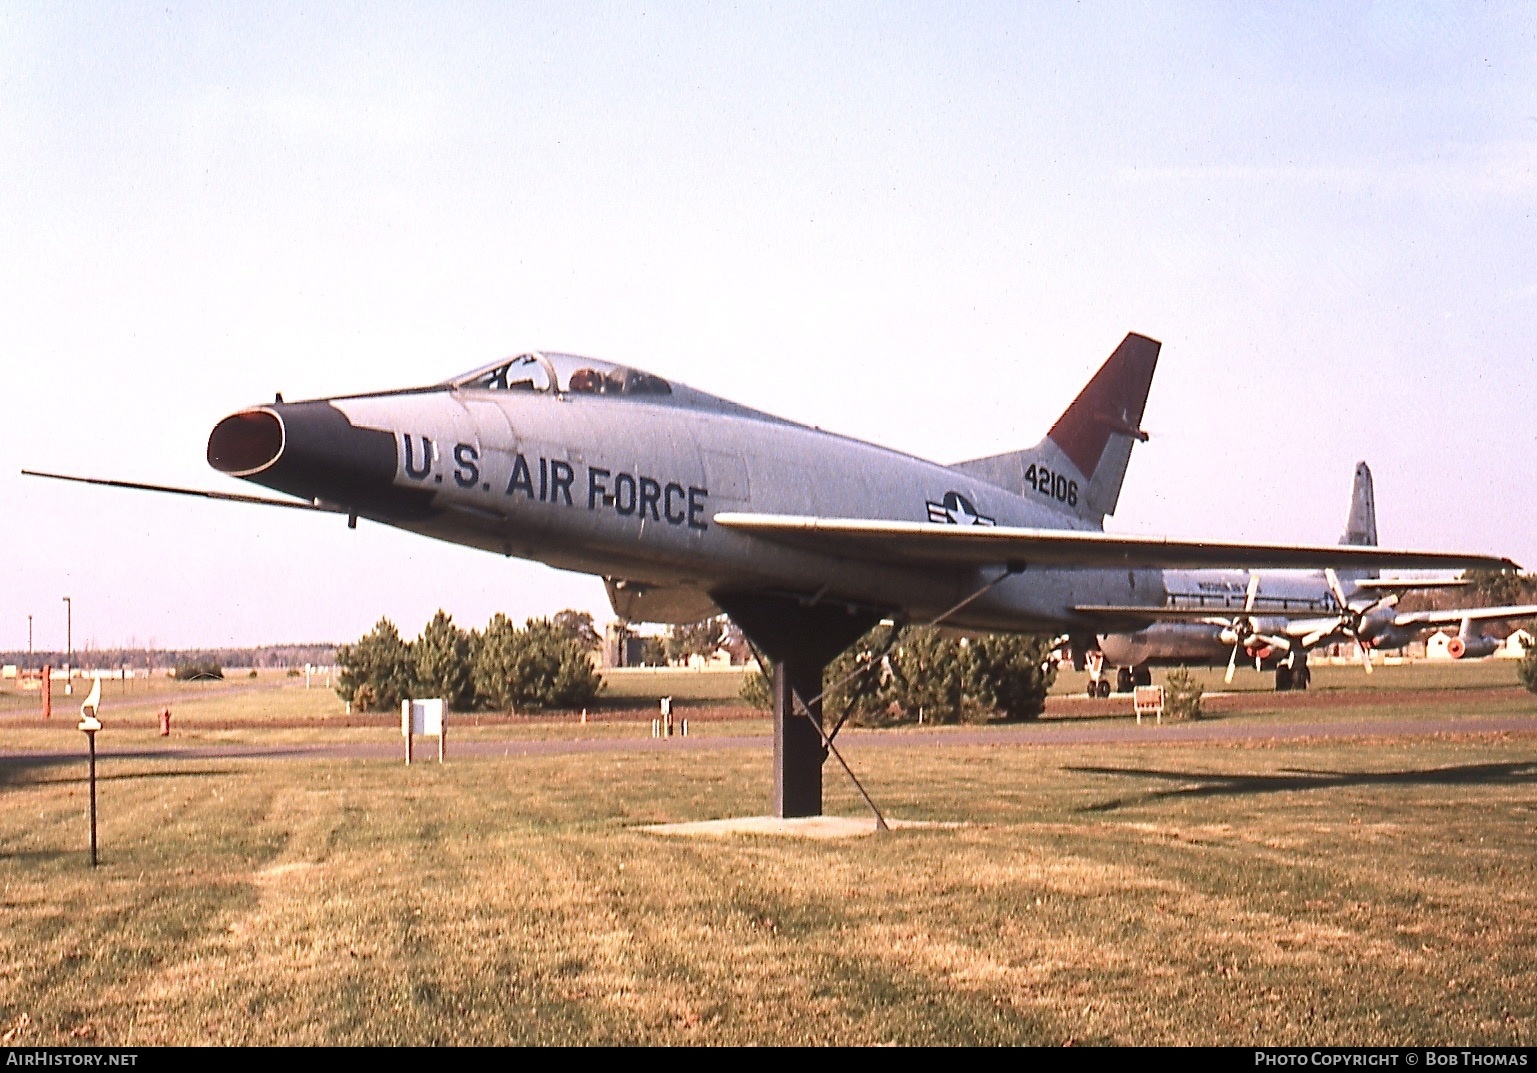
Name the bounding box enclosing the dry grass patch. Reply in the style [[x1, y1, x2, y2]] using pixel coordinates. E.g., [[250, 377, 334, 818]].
[[1, 726, 1535, 1044]]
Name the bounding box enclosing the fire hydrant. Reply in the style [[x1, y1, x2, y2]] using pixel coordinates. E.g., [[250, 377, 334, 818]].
[[158, 708, 171, 736]]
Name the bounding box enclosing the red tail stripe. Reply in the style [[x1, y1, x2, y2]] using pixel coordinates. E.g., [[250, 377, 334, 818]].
[[1047, 334, 1160, 480]]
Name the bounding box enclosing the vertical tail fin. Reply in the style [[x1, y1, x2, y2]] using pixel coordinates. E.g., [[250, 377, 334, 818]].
[[1336, 460, 1379, 584], [949, 333, 1160, 528], [1340, 461, 1378, 547]]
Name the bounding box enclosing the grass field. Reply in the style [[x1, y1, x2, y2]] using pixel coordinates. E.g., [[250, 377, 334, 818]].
[[2, 665, 1535, 1045]]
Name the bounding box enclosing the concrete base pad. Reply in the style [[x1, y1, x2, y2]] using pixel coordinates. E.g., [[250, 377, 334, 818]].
[[638, 815, 960, 839]]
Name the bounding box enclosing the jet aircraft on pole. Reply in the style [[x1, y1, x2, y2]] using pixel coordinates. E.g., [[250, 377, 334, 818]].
[[26, 335, 1523, 818]]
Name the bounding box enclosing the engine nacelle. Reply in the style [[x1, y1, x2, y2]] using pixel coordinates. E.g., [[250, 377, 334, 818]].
[[1356, 604, 1401, 644], [1446, 633, 1499, 660]]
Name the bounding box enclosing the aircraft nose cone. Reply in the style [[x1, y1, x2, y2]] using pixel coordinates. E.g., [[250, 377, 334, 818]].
[[207, 400, 424, 518]]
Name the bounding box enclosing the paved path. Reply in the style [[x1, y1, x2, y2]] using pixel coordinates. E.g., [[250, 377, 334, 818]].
[[5, 713, 1537, 767]]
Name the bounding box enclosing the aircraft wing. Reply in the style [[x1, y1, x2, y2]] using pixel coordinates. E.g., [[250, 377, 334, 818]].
[[1390, 605, 1537, 629], [712, 513, 1520, 572]]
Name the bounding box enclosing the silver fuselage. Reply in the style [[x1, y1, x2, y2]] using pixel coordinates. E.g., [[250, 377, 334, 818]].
[[1098, 569, 1347, 667], [244, 383, 1165, 632]]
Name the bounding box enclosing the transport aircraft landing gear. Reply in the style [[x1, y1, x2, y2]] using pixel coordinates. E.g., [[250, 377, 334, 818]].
[[1275, 655, 1310, 692], [1116, 667, 1134, 694], [1114, 666, 1153, 693], [1085, 650, 1112, 698]]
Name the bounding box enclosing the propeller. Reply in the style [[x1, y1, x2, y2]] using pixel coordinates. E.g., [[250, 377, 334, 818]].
[[1324, 569, 1381, 675], [1224, 573, 1262, 684]]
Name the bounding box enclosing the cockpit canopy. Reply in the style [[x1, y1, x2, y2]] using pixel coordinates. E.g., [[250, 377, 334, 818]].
[[449, 353, 672, 398], [443, 350, 787, 425]]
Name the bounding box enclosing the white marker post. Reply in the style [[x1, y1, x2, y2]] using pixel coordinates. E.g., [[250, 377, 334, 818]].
[[78, 677, 103, 867], [402, 700, 413, 764]]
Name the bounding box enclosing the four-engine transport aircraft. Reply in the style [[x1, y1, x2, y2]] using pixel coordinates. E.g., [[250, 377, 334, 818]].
[[25, 334, 1524, 818], [1081, 462, 1537, 694]]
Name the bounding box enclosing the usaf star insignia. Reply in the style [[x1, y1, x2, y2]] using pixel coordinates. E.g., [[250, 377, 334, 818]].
[[926, 491, 995, 526]]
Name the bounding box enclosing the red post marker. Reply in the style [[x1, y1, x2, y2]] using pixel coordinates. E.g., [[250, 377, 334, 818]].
[[42, 664, 52, 720], [158, 708, 171, 736]]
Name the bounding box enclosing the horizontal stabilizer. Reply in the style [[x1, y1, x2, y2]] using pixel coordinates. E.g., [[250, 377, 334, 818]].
[[713, 512, 1519, 573], [1351, 578, 1469, 592]]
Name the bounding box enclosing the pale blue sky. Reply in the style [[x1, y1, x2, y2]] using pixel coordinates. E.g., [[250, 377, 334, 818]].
[[2, 3, 1533, 650]]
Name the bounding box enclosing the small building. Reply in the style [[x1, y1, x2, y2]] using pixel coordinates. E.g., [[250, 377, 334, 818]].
[[602, 622, 666, 668], [1498, 629, 1533, 659]]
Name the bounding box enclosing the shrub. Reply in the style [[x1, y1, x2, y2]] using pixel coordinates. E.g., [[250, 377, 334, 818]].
[[1519, 646, 1537, 695], [1163, 667, 1204, 720], [173, 660, 223, 681], [741, 657, 773, 709], [740, 626, 1056, 725]]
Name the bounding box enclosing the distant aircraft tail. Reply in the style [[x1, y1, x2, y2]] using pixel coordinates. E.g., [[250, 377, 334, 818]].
[[1336, 460, 1379, 584], [949, 333, 1160, 528]]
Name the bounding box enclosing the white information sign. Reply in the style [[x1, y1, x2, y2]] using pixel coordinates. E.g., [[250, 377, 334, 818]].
[[402, 698, 444, 736], [401, 698, 447, 764], [1133, 685, 1164, 725]]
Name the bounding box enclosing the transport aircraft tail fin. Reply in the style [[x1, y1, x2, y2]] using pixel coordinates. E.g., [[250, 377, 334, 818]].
[[1335, 460, 1380, 583], [949, 333, 1160, 529]]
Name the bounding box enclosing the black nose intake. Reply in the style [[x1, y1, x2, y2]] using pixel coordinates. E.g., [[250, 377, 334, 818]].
[[208, 401, 430, 520], [208, 408, 285, 475]]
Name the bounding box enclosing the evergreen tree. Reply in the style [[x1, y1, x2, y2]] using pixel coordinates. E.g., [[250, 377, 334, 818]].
[[972, 632, 1056, 721], [813, 626, 1055, 725], [414, 609, 475, 710], [335, 618, 414, 712], [472, 614, 603, 712], [549, 626, 604, 708], [472, 613, 524, 711]]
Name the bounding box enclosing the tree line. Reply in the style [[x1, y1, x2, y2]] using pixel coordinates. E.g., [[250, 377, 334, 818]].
[[0, 643, 337, 671], [1397, 570, 1537, 619], [336, 609, 602, 714]]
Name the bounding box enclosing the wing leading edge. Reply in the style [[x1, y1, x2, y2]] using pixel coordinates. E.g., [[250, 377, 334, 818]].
[[712, 513, 1519, 573]]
